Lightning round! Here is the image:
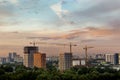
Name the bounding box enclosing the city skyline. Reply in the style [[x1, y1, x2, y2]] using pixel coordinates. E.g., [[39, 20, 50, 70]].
[[0, 0, 120, 57]]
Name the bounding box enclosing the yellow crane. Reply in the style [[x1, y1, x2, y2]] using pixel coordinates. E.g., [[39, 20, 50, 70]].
[[30, 41, 77, 53], [83, 45, 94, 66]]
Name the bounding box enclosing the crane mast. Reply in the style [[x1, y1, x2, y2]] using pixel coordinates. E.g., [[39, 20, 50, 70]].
[[83, 46, 93, 67]]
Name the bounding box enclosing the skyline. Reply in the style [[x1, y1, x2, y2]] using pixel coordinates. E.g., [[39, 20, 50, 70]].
[[0, 0, 120, 57]]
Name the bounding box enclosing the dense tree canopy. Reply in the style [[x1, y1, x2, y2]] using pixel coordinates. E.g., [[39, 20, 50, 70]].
[[0, 64, 120, 80]]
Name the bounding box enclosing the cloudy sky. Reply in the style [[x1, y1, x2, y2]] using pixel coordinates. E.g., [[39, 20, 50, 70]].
[[0, 0, 120, 57]]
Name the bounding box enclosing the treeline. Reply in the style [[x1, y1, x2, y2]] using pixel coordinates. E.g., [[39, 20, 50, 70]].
[[0, 64, 120, 80]]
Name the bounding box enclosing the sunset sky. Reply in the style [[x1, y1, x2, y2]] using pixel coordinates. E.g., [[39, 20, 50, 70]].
[[0, 0, 120, 57]]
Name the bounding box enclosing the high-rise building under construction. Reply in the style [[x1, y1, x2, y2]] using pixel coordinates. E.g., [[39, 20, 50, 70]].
[[59, 52, 72, 71], [23, 46, 38, 68]]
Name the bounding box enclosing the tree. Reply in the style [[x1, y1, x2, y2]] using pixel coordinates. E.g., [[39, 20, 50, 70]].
[[0, 69, 5, 75], [77, 67, 89, 75]]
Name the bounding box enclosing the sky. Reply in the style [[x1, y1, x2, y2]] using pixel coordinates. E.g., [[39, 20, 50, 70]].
[[0, 0, 120, 57]]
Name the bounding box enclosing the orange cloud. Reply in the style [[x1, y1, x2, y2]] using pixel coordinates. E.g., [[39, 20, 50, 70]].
[[27, 27, 120, 41]]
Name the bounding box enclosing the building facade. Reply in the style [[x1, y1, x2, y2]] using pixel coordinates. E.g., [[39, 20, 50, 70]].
[[14, 55, 23, 63], [7, 52, 23, 64], [24, 46, 39, 68], [72, 59, 80, 66], [105, 54, 114, 64], [34, 52, 46, 68], [59, 53, 72, 71], [0, 57, 6, 64], [114, 53, 119, 65], [9, 52, 17, 62], [114, 53, 120, 65]]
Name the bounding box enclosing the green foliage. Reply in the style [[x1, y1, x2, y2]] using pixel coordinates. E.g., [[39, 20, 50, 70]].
[[0, 69, 5, 75], [77, 67, 89, 74], [0, 65, 13, 72], [0, 64, 120, 80]]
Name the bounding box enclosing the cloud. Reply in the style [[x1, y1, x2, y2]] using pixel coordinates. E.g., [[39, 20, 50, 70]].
[[72, 0, 120, 17], [0, 0, 17, 20], [9, 0, 18, 4], [0, 26, 120, 56], [81, 39, 97, 43], [0, 8, 14, 18], [57, 27, 116, 40], [1, 27, 119, 44], [61, 0, 120, 27], [108, 19, 120, 28], [0, 21, 19, 27], [49, 0, 120, 29], [27, 26, 120, 41], [51, 2, 63, 19], [27, 37, 52, 40], [0, 0, 19, 4], [51, 1, 72, 25], [0, 8, 16, 27]]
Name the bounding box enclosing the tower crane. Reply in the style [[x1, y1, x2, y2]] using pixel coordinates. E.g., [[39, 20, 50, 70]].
[[83, 45, 94, 66], [30, 41, 36, 46], [69, 42, 77, 53], [29, 41, 77, 53], [30, 41, 49, 46], [55, 42, 77, 53]]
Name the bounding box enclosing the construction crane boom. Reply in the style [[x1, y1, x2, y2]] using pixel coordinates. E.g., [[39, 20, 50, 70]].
[[30, 42, 36, 46], [83, 45, 94, 67], [29, 42, 77, 53], [30, 42, 48, 46]]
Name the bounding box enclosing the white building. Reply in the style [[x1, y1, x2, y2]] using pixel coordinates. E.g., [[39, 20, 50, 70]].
[[72, 59, 80, 66], [105, 54, 114, 64], [80, 59, 86, 66]]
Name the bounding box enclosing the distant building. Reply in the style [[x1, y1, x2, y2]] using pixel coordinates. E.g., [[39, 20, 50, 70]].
[[46, 56, 59, 67], [114, 53, 120, 65], [72, 59, 80, 66], [9, 52, 17, 62], [80, 59, 86, 66], [114, 53, 119, 65], [14, 55, 23, 63], [34, 52, 46, 68], [46, 56, 59, 62], [59, 53, 72, 71], [5, 57, 10, 63], [105, 54, 114, 64], [24, 46, 39, 68], [8, 52, 23, 64], [0, 57, 6, 64], [112, 65, 120, 71], [95, 54, 105, 59], [91, 54, 105, 65], [72, 56, 80, 66]]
